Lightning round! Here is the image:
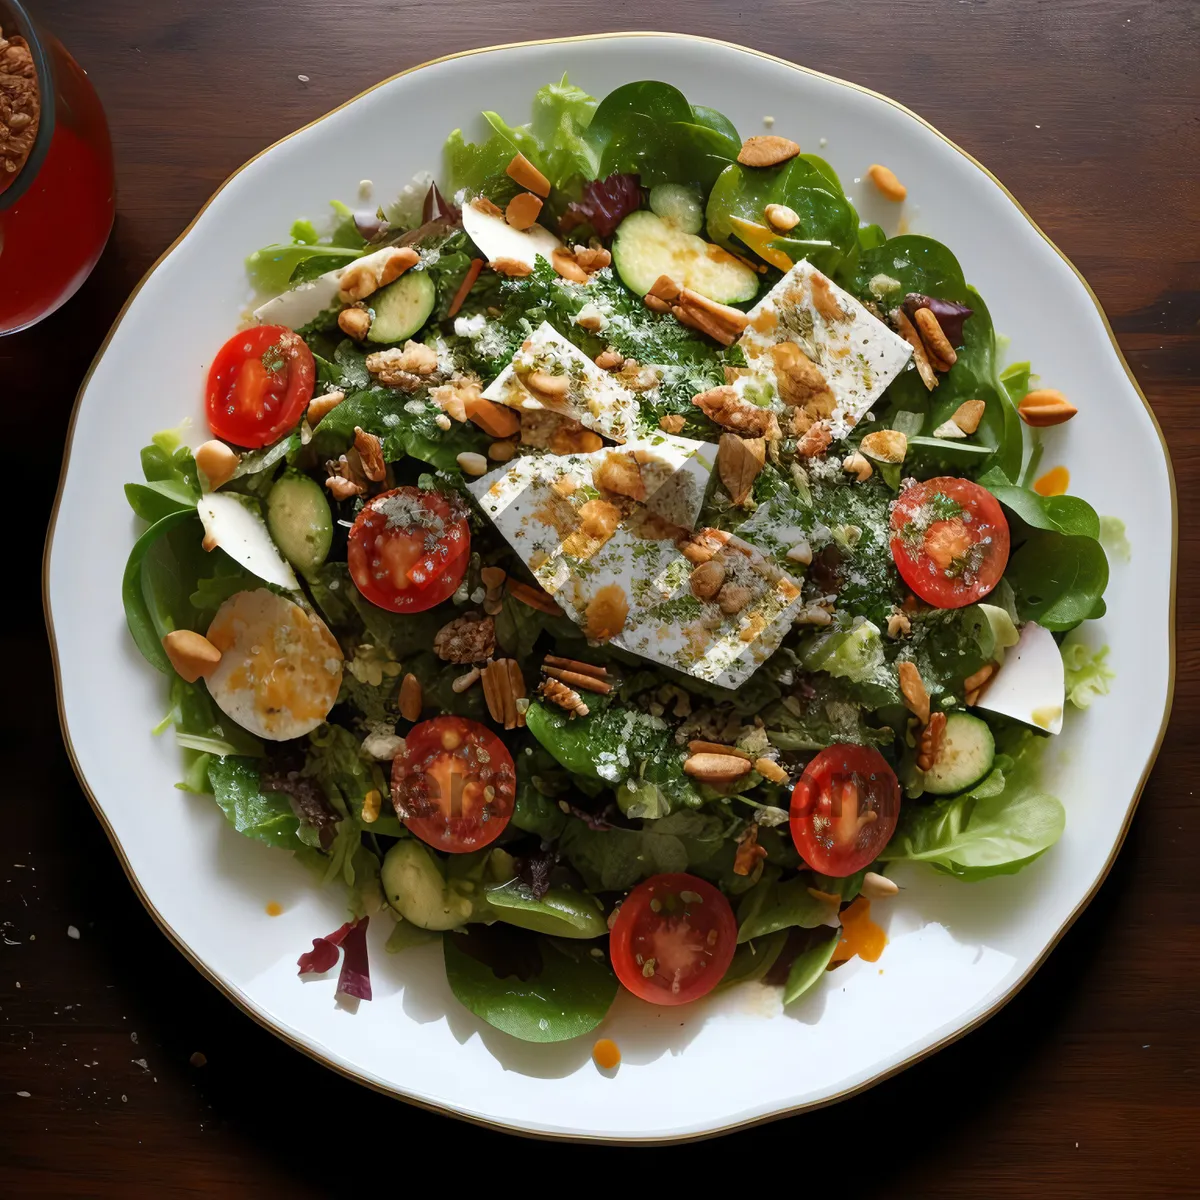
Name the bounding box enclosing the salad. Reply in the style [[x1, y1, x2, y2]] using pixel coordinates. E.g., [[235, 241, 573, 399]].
[[122, 76, 1116, 1045]]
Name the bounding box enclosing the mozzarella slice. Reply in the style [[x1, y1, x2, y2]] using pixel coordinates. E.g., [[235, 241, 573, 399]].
[[738, 259, 913, 435], [252, 267, 343, 328], [461, 200, 563, 270], [482, 321, 638, 444], [197, 493, 299, 591], [205, 589, 343, 741], [974, 621, 1065, 735]]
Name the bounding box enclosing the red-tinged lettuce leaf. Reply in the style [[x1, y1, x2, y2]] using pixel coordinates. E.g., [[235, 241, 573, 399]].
[[560, 173, 642, 238], [298, 920, 353, 976], [903, 293, 974, 345], [297, 917, 373, 1001], [423, 181, 461, 225], [336, 916, 372, 1001]]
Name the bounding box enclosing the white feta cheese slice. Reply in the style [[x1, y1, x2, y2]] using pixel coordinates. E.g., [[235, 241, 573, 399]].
[[482, 321, 638, 444], [461, 200, 563, 270], [467, 433, 716, 580], [252, 267, 343, 328], [974, 621, 1065, 735], [564, 529, 806, 690], [738, 260, 913, 435]]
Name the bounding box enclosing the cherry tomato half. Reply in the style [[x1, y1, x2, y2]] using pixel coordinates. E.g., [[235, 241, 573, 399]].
[[205, 325, 315, 448], [391, 717, 516, 853], [790, 745, 900, 877], [348, 487, 470, 613], [609, 874, 737, 1006], [890, 476, 1010, 609]]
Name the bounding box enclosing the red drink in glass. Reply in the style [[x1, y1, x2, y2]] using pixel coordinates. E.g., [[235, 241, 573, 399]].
[[0, 0, 114, 334]]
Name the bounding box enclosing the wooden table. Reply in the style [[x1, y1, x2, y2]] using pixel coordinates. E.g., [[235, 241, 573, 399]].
[[7, 1, 1197, 1191]]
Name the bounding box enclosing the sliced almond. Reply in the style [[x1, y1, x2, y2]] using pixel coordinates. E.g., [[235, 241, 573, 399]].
[[490, 257, 533, 278], [1018, 389, 1077, 427], [687, 740, 752, 760], [860, 429, 908, 465], [551, 248, 588, 283], [684, 752, 754, 783], [717, 433, 765, 507], [952, 399, 986, 434], [505, 192, 544, 231], [738, 135, 801, 167], [162, 630, 221, 683], [399, 673, 423, 722], [506, 153, 550, 198], [898, 661, 931, 725], [754, 757, 788, 784], [893, 309, 939, 390]]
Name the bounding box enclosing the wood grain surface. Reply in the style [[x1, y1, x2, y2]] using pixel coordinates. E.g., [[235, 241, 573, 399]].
[[6, 1, 1198, 1193]]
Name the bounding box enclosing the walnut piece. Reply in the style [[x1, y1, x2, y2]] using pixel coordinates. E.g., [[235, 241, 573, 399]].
[[366, 341, 439, 389], [692, 386, 780, 438], [433, 614, 496, 664]]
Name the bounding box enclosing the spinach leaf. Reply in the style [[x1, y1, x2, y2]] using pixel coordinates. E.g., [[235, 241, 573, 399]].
[[584, 81, 740, 191], [206, 756, 302, 849], [443, 928, 617, 1042], [558, 821, 691, 891], [121, 510, 201, 673], [736, 873, 834, 943], [526, 701, 699, 813], [846, 238, 1024, 481], [1005, 532, 1110, 632], [310, 388, 487, 473], [170, 677, 263, 759], [385, 920, 440, 954], [512, 772, 568, 841], [706, 156, 858, 275], [124, 479, 197, 524], [980, 475, 1101, 540], [783, 929, 839, 1005], [719, 930, 788, 990], [880, 765, 1065, 879]]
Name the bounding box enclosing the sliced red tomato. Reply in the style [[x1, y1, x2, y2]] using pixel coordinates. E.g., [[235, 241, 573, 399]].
[[205, 325, 314, 448], [609, 874, 737, 1006], [391, 717, 515, 853], [790, 745, 900, 877], [890, 476, 1009, 608], [348, 487, 470, 613]]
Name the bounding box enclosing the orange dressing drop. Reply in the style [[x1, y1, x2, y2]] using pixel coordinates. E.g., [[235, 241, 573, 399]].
[[592, 1038, 621, 1070], [265, 902, 283, 917], [1034, 465, 1070, 497], [829, 898, 888, 965]]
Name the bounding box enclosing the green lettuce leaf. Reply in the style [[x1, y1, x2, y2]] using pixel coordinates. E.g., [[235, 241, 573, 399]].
[[206, 756, 301, 849], [1061, 639, 1115, 709]]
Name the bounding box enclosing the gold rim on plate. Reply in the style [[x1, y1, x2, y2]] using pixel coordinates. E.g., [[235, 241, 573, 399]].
[[40, 32, 1178, 1144]]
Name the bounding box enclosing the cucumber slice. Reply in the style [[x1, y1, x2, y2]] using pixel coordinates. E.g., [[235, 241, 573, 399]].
[[381, 840, 473, 931], [648, 184, 704, 235], [265, 473, 332, 574], [611, 210, 759, 304], [366, 270, 436, 344], [922, 712, 996, 795]]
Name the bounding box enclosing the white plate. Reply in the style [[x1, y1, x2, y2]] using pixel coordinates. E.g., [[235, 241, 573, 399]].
[[44, 34, 1175, 1142]]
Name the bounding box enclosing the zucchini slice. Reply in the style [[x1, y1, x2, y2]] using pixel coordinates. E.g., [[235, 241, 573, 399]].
[[611, 210, 759, 303]]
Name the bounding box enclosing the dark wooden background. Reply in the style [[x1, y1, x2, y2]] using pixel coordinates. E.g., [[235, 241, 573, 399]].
[[5, 0, 1197, 1193]]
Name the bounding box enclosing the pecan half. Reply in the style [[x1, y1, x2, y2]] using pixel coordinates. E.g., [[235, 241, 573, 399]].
[[540, 677, 589, 718], [898, 661, 931, 725], [353, 427, 386, 482]]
